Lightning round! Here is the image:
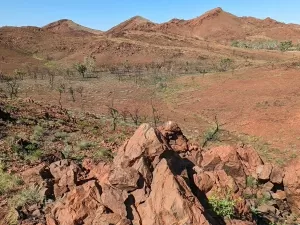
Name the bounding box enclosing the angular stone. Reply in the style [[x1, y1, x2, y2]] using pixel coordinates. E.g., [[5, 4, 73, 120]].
[[256, 164, 273, 180], [101, 184, 128, 217], [109, 167, 140, 191], [271, 190, 287, 200], [136, 159, 214, 225], [270, 166, 284, 184]]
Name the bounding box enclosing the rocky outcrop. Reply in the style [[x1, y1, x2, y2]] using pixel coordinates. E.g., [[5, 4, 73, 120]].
[[137, 159, 211, 225], [17, 122, 300, 225]]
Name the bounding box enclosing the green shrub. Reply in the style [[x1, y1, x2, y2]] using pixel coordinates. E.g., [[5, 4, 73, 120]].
[[219, 58, 233, 72], [280, 41, 292, 52], [93, 148, 114, 162], [246, 176, 257, 188], [209, 193, 236, 218], [30, 125, 44, 141], [6, 186, 43, 225], [24, 149, 43, 163], [54, 132, 69, 141], [78, 141, 96, 150], [0, 164, 23, 195]]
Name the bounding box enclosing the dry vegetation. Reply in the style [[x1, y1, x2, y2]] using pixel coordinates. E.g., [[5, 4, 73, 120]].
[[2, 6, 300, 225]]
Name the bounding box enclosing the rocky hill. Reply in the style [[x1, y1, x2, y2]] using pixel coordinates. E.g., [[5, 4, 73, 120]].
[[43, 19, 103, 35], [1, 7, 300, 73]]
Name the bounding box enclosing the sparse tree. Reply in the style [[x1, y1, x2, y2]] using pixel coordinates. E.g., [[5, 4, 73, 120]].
[[219, 58, 233, 72], [69, 86, 75, 102], [120, 108, 129, 122], [75, 63, 87, 78], [151, 99, 160, 127], [58, 84, 66, 109], [5, 76, 20, 99], [76, 86, 84, 98], [108, 106, 119, 131], [84, 56, 96, 74], [129, 108, 141, 126], [14, 69, 26, 80], [47, 68, 55, 89]]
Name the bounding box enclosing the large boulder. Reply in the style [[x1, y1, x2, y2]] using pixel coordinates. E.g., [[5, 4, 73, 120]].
[[270, 165, 284, 184], [283, 160, 300, 215], [136, 159, 213, 225], [256, 164, 273, 181], [158, 121, 189, 152], [113, 124, 167, 168], [46, 180, 103, 225], [100, 184, 128, 217], [82, 159, 111, 186], [108, 167, 141, 191], [236, 146, 263, 177], [49, 159, 81, 198], [201, 146, 246, 189]]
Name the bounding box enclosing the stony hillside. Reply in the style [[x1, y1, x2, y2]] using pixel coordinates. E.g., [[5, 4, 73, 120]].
[[111, 7, 300, 42], [43, 19, 103, 35], [1, 7, 300, 73], [0, 98, 300, 225]]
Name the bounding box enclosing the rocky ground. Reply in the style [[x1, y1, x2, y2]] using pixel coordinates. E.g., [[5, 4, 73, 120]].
[[1, 97, 300, 225]]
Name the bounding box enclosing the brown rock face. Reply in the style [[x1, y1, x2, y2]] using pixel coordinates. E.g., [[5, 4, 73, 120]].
[[108, 167, 140, 191], [21, 163, 46, 185], [113, 123, 166, 167], [136, 159, 212, 225], [270, 166, 284, 184], [236, 146, 263, 177], [271, 190, 287, 200], [82, 159, 111, 185], [193, 172, 215, 193], [284, 160, 300, 214], [49, 159, 80, 198], [158, 121, 189, 152], [101, 184, 128, 217], [47, 180, 103, 224], [256, 164, 273, 181], [200, 145, 259, 189]]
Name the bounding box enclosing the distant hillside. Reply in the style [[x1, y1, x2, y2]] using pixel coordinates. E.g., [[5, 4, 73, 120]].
[[106, 16, 156, 36], [43, 19, 103, 35]]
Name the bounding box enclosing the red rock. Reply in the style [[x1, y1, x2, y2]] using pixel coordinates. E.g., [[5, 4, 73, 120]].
[[136, 159, 214, 225], [186, 150, 203, 167], [201, 150, 221, 170], [49, 159, 80, 198], [256, 164, 273, 180], [131, 156, 152, 185], [271, 190, 286, 200], [270, 166, 284, 184], [47, 180, 103, 225], [193, 172, 215, 193], [21, 163, 46, 185], [262, 181, 274, 191], [113, 124, 166, 167], [158, 121, 189, 152], [284, 160, 300, 214], [201, 146, 246, 188], [236, 146, 263, 177], [108, 167, 140, 191], [82, 159, 111, 185], [101, 184, 128, 217]]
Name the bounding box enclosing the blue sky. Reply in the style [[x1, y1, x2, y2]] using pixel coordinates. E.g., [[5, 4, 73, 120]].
[[0, 0, 299, 31]]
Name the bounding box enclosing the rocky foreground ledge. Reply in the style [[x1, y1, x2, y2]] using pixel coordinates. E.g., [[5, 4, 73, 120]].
[[17, 122, 300, 225]]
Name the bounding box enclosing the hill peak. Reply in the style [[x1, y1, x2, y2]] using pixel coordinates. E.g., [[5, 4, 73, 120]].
[[106, 15, 155, 35], [43, 19, 102, 35]]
